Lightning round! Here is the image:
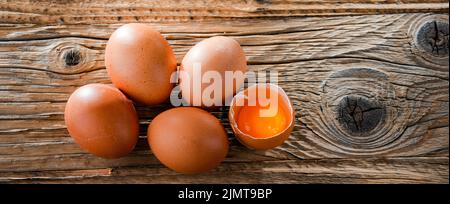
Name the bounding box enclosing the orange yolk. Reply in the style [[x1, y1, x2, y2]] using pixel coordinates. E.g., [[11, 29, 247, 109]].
[[237, 101, 288, 138]]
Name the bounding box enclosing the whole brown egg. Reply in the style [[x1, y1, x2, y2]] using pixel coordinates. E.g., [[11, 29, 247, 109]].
[[180, 36, 247, 108], [147, 107, 229, 174], [105, 23, 177, 105], [64, 84, 139, 159]]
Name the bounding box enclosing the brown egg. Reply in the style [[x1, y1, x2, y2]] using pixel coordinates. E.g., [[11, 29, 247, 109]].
[[105, 23, 177, 105], [64, 84, 139, 159], [180, 36, 247, 107], [229, 83, 295, 150], [147, 107, 229, 174]]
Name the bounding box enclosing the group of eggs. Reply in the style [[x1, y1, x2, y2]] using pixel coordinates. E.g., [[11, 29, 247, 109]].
[[64, 23, 295, 174]]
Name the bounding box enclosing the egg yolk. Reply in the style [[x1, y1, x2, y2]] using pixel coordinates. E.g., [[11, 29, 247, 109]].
[[237, 101, 288, 138]]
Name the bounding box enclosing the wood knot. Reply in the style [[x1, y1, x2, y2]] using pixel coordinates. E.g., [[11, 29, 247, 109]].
[[311, 68, 408, 155], [47, 42, 98, 74], [416, 20, 448, 57], [63, 49, 82, 66], [337, 95, 385, 134], [410, 15, 448, 69], [299, 65, 443, 157]]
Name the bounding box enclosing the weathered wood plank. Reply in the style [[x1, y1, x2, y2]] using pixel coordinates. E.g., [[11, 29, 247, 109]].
[[0, 2, 448, 183], [0, 0, 448, 24], [1, 13, 447, 159], [1, 157, 447, 184], [1, 14, 448, 69]]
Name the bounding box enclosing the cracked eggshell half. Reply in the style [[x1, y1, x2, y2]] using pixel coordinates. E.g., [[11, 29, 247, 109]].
[[228, 83, 295, 150]]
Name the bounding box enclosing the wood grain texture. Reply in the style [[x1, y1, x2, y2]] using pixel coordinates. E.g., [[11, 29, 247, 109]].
[[0, 0, 448, 24], [0, 0, 448, 183], [1, 157, 447, 184]]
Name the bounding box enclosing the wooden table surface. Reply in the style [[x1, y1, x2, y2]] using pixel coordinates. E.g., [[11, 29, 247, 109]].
[[0, 0, 448, 184]]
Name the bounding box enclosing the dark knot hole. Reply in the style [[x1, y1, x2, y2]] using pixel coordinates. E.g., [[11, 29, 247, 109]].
[[416, 20, 449, 56], [337, 95, 386, 134], [63, 49, 82, 66]]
